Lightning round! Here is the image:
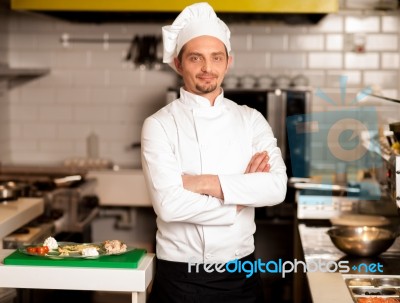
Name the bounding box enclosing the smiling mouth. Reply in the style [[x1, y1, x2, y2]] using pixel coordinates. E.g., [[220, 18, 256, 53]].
[[197, 74, 217, 81]]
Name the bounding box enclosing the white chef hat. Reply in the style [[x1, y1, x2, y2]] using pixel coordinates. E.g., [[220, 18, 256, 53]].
[[162, 2, 231, 71]]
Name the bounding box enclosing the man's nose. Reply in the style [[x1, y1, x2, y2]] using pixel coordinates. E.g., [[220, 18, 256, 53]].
[[201, 59, 212, 72]]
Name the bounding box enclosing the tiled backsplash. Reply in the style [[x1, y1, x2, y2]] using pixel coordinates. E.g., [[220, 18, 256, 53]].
[[0, 82, 9, 163], [0, 10, 9, 163], [1, 10, 399, 167]]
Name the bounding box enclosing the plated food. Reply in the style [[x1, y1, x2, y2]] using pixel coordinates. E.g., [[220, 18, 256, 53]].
[[58, 243, 101, 257], [357, 298, 400, 303], [21, 237, 129, 258], [104, 239, 127, 255]]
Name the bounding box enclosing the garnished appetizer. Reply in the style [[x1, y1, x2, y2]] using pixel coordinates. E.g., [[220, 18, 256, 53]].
[[103, 239, 127, 254]]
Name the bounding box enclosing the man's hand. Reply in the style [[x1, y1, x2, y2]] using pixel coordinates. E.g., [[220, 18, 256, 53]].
[[182, 174, 224, 199], [181, 151, 270, 212], [245, 151, 270, 174]]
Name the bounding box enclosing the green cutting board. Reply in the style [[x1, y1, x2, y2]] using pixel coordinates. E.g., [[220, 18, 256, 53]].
[[4, 248, 146, 269]]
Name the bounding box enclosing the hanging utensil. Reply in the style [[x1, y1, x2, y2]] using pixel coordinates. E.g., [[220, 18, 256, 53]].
[[125, 35, 139, 63]]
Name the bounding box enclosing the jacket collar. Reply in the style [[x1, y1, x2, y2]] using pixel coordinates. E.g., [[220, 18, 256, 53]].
[[179, 87, 225, 108]]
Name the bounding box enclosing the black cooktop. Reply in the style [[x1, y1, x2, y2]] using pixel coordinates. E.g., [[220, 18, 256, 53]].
[[338, 253, 400, 276]]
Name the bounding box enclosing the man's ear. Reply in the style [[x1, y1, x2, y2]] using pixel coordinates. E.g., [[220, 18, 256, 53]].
[[227, 55, 233, 70], [174, 57, 183, 74]]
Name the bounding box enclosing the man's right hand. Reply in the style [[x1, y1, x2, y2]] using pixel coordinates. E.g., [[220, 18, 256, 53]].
[[245, 151, 270, 174]]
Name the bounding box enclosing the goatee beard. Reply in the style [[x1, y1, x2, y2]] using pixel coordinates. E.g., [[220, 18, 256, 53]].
[[195, 83, 218, 94]]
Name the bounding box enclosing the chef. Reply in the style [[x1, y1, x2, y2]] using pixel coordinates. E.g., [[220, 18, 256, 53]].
[[141, 2, 287, 302]]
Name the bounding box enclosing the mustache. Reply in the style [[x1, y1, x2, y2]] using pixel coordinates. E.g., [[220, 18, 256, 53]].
[[196, 73, 218, 78]]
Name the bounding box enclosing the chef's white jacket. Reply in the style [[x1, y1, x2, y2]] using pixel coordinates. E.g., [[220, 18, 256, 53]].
[[141, 87, 287, 264]]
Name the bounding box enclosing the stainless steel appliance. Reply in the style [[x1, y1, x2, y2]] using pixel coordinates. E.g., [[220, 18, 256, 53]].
[[388, 154, 400, 209], [1, 165, 100, 248], [293, 155, 399, 221], [296, 191, 360, 219]]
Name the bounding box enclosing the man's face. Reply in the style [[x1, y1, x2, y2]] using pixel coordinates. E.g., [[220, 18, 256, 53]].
[[174, 35, 232, 97]]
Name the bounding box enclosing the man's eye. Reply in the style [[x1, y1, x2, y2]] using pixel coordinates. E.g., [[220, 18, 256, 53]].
[[213, 56, 224, 62], [190, 56, 201, 62]]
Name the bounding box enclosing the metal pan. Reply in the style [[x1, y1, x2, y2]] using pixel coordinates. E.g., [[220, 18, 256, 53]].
[[327, 226, 399, 257], [0, 184, 18, 202]]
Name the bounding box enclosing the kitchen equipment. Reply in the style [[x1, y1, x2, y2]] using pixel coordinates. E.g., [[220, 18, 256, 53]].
[[1, 166, 100, 248], [124, 34, 163, 69], [275, 75, 291, 88], [361, 94, 400, 211], [390, 122, 400, 142], [2, 221, 55, 249], [292, 74, 309, 87], [0, 181, 32, 202], [257, 75, 275, 89], [295, 182, 361, 219], [239, 75, 257, 89], [388, 154, 400, 209], [327, 226, 399, 257], [223, 75, 240, 89], [344, 275, 400, 303], [330, 214, 391, 227], [0, 184, 17, 202]]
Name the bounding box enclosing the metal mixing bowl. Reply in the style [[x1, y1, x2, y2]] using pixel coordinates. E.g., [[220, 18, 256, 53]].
[[327, 226, 398, 257]]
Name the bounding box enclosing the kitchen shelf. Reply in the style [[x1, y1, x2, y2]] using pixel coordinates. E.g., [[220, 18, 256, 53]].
[[0, 66, 50, 88]]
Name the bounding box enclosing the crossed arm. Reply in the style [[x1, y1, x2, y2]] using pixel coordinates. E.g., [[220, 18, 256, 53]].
[[182, 151, 270, 212], [141, 108, 287, 225]]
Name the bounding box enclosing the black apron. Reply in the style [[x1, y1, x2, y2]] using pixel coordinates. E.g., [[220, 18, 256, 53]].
[[148, 253, 265, 303]]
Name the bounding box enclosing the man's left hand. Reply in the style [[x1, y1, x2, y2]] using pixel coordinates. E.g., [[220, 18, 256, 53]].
[[245, 151, 270, 174]]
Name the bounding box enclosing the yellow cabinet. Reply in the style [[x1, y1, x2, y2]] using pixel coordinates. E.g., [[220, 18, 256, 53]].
[[11, 0, 338, 13]]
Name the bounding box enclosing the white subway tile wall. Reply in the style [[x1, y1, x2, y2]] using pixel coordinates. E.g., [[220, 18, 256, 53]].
[[252, 34, 288, 51], [1, 10, 400, 166], [0, 12, 10, 162], [382, 15, 399, 32], [326, 34, 344, 50], [366, 34, 398, 51], [382, 53, 400, 69], [326, 70, 362, 87], [308, 52, 343, 69], [289, 34, 325, 50], [364, 71, 399, 88], [0, 82, 10, 162], [271, 53, 307, 69], [345, 53, 379, 69], [345, 16, 380, 33]]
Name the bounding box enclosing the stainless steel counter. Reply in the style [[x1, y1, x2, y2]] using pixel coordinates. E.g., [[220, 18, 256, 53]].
[[0, 198, 44, 249], [298, 223, 400, 303]]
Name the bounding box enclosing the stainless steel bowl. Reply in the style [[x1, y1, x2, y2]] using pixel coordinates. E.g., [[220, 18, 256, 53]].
[[327, 226, 398, 257]]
